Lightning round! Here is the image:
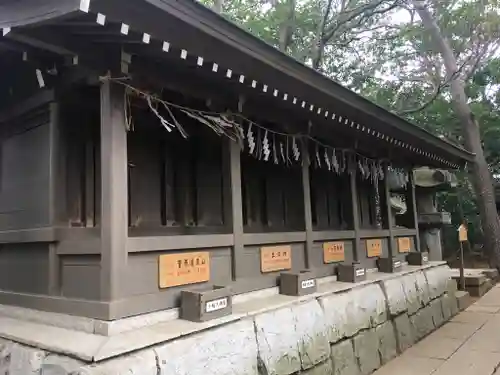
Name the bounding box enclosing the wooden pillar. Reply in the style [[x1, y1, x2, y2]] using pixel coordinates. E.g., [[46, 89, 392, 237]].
[[100, 80, 128, 302], [228, 140, 244, 280], [48, 101, 62, 296], [350, 169, 361, 262], [409, 169, 421, 252], [383, 164, 396, 258], [301, 140, 313, 269]]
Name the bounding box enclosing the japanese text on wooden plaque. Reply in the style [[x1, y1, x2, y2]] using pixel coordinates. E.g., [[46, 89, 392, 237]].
[[323, 241, 345, 263], [398, 237, 411, 253], [158, 252, 210, 288], [366, 239, 382, 258], [260, 245, 292, 273]]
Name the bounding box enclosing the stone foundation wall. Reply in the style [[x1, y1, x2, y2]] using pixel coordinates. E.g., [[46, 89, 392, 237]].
[[0, 265, 458, 375]]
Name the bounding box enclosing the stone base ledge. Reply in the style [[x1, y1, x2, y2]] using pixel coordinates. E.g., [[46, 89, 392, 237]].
[[0, 262, 447, 364]]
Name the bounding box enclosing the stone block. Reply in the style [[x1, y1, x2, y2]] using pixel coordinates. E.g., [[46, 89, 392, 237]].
[[401, 274, 420, 315], [353, 330, 381, 375], [429, 299, 445, 328], [279, 271, 317, 297], [0, 339, 12, 375], [41, 355, 83, 374], [337, 264, 366, 283], [415, 271, 431, 307], [393, 313, 414, 353], [330, 339, 360, 375], [358, 284, 388, 327], [381, 278, 407, 316], [156, 319, 258, 375], [456, 291, 472, 311], [301, 360, 334, 375], [375, 322, 397, 365], [410, 306, 435, 342], [466, 279, 493, 297], [425, 266, 451, 300], [292, 301, 330, 370], [254, 307, 300, 375], [482, 269, 499, 281], [6, 343, 46, 375], [446, 279, 457, 297], [320, 285, 387, 344], [452, 274, 487, 287], [73, 349, 157, 375], [441, 293, 458, 321]]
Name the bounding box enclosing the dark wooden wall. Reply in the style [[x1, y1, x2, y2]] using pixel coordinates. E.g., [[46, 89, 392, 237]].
[[0, 83, 419, 320], [0, 104, 52, 230]]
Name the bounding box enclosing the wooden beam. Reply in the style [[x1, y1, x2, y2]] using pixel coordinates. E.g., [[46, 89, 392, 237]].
[[48, 101, 62, 296], [100, 79, 128, 302], [301, 140, 313, 269], [409, 169, 421, 252], [349, 169, 361, 262], [383, 163, 396, 258], [228, 140, 244, 280]]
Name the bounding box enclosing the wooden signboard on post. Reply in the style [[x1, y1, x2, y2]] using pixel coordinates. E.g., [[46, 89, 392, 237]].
[[398, 237, 411, 253], [366, 239, 382, 258], [159, 252, 210, 288], [261, 245, 292, 273], [458, 224, 468, 242], [323, 241, 345, 263]]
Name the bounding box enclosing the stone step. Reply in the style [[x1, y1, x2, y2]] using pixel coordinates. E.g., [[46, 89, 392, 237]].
[[456, 290, 472, 311], [466, 279, 494, 297], [451, 274, 487, 287], [482, 269, 499, 281]]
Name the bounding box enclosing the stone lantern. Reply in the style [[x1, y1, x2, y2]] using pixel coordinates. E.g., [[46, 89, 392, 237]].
[[413, 167, 456, 261]]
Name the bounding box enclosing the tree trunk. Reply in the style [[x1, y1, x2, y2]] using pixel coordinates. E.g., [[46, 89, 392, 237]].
[[413, 0, 500, 268], [279, 0, 296, 52], [311, 0, 333, 70]]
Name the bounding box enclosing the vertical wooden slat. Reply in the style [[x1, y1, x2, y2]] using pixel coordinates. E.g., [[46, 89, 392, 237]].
[[196, 139, 223, 226], [48, 102, 61, 295], [384, 164, 396, 258], [229, 140, 244, 280], [100, 80, 128, 302], [409, 169, 421, 252], [350, 170, 361, 262], [84, 140, 95, 227], [301, 140, 313, 269], [161, 140, 176, 226]]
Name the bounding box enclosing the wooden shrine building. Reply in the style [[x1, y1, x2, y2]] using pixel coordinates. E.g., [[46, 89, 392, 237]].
[[0, 0, 474, 321]]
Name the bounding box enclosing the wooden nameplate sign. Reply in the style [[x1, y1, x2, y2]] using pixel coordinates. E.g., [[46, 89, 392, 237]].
[[377, 257, 402, 273], [260, 245, 292, 273], [398, 237, 411, 253], [158, 251, 210, 289], [366, 239, 382, 258], [407, 251, 429, 266], [279, 270, 317, 296], [337, 262, 366, 283], [323, 241, 345, 263], [180, 285, 232, 322]]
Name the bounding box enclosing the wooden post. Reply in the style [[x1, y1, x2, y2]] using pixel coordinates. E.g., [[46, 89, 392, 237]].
[[100, 80, 128, 302], [301, 140, 313, 269], [228, 140, 244, 280], [48, 102, 61, 295], [383, 164, 395, 258], [350, 169, 361, 262], [408, 169, 421, 252]]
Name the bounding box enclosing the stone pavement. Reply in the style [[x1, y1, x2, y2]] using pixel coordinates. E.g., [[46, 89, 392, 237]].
[[374, 284, 500, 375]]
